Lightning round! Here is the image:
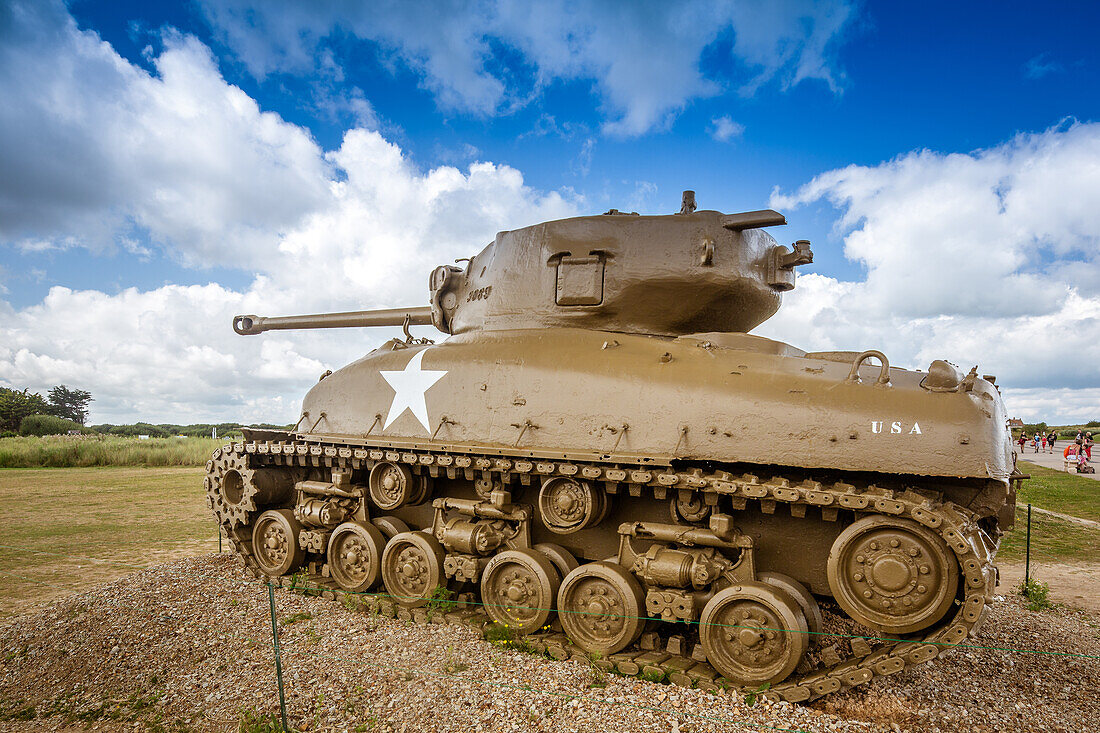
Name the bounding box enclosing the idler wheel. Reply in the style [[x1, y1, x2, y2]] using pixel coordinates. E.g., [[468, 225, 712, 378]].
[[757, 571, 824, 641], [699, 582, 808, 686], [381, 531, 446, 608], [252, 509, 305, 577], [371, 515, 410, 540], [481, 549, 562, 633], [538, 477, 607, 534], [827, 516, 959, 634], [369, 462, 416, 511], [533, 542, 580, 579], [327, 522, 386, 593], [557, 562, 645, 655]]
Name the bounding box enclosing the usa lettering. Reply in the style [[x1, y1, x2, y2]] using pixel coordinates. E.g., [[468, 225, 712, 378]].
[[871, 421, 922, 435]]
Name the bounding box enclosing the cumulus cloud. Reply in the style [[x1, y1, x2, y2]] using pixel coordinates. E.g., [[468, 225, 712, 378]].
[[0, 1, 330, 265], [761, 122, 1100, 421], [709, 115, 745, 142], [198, 0, 855, 136], [0, 2, 580, 423]]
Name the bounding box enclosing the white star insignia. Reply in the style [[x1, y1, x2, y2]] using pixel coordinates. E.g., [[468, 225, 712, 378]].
[[379, 349, 448, 432]]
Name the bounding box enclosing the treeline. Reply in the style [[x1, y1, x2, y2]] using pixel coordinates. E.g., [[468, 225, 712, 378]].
[[1015, 421, 1100, 438], [87, 422, 290, 438]]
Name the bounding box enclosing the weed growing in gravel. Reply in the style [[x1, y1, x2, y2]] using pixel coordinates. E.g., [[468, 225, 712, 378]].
[[1019, 578, 1052, 611], [743, 682, 770, 707], [353, 713, 379, 731], [640, 668, 666, 683], [0, 700, 36, 721], [2, 646, 27, 662], [581, 651, 608, 689], [281, 611, 313, 625], [482, 622, 544, 656], [286, 571, 307, 592], [441, 646, 470, 674], [427, 585, 457, 614], [237, 708, 283, 732]]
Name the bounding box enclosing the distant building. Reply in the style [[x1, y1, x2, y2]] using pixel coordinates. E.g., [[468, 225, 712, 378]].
[[138, 434, 150, 440], [1008, 418, 1024, 428], [67, 430, 81, 435]]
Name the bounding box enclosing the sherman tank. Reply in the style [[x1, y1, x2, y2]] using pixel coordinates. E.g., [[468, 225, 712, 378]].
[[207, 191, 1021, 701]]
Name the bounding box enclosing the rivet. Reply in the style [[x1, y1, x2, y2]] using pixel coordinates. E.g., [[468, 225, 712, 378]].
[[890, 539, 900, 548], [863, 590, 873, 598]]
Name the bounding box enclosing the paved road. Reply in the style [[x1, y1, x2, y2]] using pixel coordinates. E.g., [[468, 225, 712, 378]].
[[1018, 447, 1099, 480]]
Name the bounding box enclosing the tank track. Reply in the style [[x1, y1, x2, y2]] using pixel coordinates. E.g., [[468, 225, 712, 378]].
[[206, 438, 998, 703]]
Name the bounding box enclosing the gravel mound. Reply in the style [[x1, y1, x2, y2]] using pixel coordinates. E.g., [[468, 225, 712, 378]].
[[0, 555, 1096, 733]]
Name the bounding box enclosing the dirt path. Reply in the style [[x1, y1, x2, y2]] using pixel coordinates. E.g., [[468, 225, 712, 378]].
[[1018, 503, 1100, 528], [997, 560, 1100, 613]]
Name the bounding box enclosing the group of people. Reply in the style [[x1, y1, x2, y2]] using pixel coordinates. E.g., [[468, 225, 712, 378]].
[[1018, 430, 1060, 453], [1019, 428, 1095, 474]]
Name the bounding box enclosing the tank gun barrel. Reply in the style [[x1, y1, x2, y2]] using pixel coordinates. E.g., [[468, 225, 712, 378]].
[[233, 306, 434, 335]]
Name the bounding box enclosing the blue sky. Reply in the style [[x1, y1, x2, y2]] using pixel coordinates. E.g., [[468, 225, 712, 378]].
[[1, 0, 1098, 423]]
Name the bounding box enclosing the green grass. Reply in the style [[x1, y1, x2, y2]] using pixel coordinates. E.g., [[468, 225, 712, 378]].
[[998, 511, 1100, 562], [1015, 463, 1100, 522], [996, 464, 1100, 562], [0, 466, 215, 617], [0, 435, 225, 468]]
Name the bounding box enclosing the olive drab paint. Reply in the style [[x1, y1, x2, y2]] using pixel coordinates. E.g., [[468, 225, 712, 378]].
[[212, 192, 1019, 700]]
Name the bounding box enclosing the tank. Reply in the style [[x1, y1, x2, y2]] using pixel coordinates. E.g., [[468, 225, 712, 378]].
[[208, 191, 1022, 701]]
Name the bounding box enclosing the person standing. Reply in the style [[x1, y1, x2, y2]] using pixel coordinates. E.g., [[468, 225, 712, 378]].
[[1086, 432, 1094, 461], [1048, 430, 1057, 453], [1018, 432, 1028, 452], [1040, 433, 1047, 452]]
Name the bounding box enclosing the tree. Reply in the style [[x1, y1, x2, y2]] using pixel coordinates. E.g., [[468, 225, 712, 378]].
[[0, 388, 51, 433], [47, 385, 93, 425]]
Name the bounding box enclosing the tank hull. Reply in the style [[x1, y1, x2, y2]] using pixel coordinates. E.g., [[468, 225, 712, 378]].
[[301, 328, 1013, 496]]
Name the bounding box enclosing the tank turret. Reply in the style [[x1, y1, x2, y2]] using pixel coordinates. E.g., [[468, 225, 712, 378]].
[[234, 192, 813, 338]]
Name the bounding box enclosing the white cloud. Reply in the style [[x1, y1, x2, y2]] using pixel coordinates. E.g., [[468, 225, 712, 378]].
[[198, 0, 855, 136], [761, 122, 1100, 422], [0, 2, 330, 265], [0, 3, 581, 424], [709, 115, 745, 142]]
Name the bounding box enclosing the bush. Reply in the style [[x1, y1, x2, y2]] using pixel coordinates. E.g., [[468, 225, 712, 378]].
[[19, 414, 82, 436]]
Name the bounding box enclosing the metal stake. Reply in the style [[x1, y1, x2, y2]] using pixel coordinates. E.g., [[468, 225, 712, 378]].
[[268, 581, 290, 732], [1024, 503, 1032, 588], [218, 524, 222, 554]]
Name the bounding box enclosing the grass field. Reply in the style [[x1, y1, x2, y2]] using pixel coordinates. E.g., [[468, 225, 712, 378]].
[[994, 463, 1100, 563], [0, 466, 215, 617], [0, 435, 225, 468], [1015, 463, 1100, 522]]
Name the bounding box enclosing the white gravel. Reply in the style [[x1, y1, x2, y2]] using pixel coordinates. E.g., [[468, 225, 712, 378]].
[[0, 555, 1096, 733]]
